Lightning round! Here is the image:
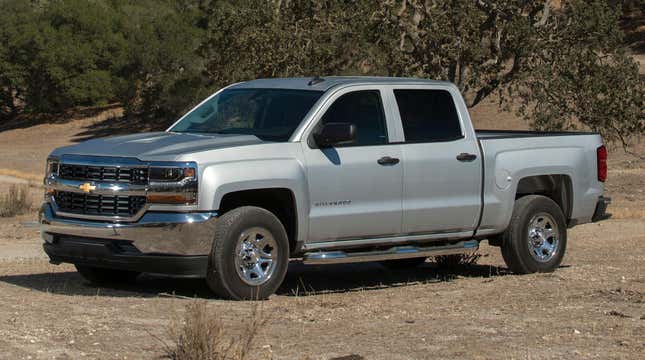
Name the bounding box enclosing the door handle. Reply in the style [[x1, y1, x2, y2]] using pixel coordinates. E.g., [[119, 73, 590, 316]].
[[456, 153, 477, 162], [377, 156, 400, 165]]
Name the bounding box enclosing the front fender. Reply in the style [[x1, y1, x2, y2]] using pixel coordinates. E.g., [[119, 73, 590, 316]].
[[198, 158, 309, 242]]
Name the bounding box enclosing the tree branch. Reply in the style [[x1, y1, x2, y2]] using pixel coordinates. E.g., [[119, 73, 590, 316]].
[[466, 53, 521, 108], [535, 0, 551, 27]]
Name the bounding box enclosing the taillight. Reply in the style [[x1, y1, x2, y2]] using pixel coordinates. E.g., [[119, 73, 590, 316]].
[[597, 145, 607, 182]]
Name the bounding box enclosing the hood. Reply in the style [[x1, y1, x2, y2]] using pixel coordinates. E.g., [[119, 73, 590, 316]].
[[50, 132, 264, 160]]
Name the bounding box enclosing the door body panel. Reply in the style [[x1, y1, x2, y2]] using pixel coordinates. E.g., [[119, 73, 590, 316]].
[[301, 86, 404, 243], [303, 145, 403, 242], [389, 85, 482, 235], [401, 140, 481, 234]]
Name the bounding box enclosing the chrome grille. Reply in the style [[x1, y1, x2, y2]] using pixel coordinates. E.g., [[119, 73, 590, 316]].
[[59, 164, 148, 184], [54, 191, 146, 217]]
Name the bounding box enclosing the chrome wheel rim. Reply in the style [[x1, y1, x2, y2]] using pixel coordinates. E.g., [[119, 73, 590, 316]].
[[527, 212, 559, 263], [234, 227, 278, 286]]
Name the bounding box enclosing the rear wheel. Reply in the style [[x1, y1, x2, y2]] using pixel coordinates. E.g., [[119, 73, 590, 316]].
[[206, 206, 289, 300], [75, 265, 140, 284], [501, 195, 567, 274], [380, 257, 427, 270]]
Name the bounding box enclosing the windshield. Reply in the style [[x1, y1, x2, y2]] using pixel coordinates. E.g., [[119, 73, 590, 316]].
[[169, 88, 324, 141]]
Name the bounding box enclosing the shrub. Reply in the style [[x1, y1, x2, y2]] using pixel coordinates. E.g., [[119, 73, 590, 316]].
[[161, 301, 267, 360], [0, 185, 30, 217]]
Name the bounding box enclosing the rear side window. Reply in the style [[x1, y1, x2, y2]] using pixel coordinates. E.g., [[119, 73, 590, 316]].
[[320, 90, 387, 146], [394, 89, 462, 142]]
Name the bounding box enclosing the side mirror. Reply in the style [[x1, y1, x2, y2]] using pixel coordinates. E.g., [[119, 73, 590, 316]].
[[313, 122, 356, 148]]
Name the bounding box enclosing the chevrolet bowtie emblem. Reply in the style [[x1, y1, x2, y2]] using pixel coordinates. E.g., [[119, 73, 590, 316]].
[[79, 183, 96, 193]]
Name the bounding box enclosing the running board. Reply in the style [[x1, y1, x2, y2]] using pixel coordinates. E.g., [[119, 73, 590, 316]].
[[303, 240, 479, 265]]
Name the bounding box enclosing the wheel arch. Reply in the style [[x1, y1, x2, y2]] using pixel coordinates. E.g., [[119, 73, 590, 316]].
[[488, 174, 573, 247], [198, 158, 309, 252], [515, 174, 573, 222], [218, 188, 299, 253]]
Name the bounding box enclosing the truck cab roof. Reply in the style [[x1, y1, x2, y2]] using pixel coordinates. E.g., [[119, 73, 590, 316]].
[[230, 76, 454, 92]]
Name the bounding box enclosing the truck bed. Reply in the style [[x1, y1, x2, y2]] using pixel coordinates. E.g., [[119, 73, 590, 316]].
[[474, 129, 604, 237], [476, 129, 598, 140]]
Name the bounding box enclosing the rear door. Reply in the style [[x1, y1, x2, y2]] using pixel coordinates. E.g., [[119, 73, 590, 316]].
[[302, 87, 404, 243], [391, 86, 482, 235]]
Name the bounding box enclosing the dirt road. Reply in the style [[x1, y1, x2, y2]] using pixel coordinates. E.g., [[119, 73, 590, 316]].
[[0, 215, 643, 359]]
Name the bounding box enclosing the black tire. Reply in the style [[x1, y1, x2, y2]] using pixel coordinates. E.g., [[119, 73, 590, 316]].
[[380, 257, 427, 270], [75, 265, 140, 284], [501, 195, 567, 274], [206, 206, 289, 300]]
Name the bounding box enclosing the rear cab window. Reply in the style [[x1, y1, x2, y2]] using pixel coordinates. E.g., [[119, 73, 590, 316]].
[[393, 89, 463, 142]]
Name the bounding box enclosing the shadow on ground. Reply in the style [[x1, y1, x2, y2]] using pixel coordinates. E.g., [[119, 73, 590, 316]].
[[0, 270, 214, 299], [0, 261, 509, 300], [0, 104, 122, 132], [71, 114, 168, 143], [0, 104, 169, 142], [278, 261, 509, 297]]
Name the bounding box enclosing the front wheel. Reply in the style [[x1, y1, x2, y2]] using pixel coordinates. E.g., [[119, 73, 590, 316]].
[[206, 206, 289, 300], [501, 195, 567, 274]]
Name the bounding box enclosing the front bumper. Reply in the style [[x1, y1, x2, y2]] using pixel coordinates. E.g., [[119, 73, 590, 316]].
[[39, 203, 218, 276], [43, 237, 209, 277]]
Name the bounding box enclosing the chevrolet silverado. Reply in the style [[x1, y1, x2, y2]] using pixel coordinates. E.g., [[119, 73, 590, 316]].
[[40, 77, 611, 300]]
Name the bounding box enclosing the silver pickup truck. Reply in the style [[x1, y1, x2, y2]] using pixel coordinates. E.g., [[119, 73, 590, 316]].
[[40, 77, 610, 300]]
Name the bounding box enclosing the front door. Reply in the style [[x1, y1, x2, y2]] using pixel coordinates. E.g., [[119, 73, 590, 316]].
[[303, 89, 403, 243]]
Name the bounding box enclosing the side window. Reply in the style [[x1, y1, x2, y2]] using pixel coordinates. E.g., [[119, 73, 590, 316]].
[[320, 90, 387, 146], [393, 89, 463, 142]]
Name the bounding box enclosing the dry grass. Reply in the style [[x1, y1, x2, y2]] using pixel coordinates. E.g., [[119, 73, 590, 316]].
[[0, 185, 31, 217], [0, 168, 42, 183], [159, 301, 268, 360], [609, 206, 645, 220]]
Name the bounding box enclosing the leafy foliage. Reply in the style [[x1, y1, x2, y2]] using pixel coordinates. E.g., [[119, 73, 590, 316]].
[[0, 0, 128, 113], [0, 0, 642, 144], [198, 1, 374, 87], [370, 0, 643, 145], [115, 0, 207, 120], [0, 0, 204, 120]]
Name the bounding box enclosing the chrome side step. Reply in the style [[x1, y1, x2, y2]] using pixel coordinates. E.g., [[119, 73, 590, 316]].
[[303, 240, 478, 265]]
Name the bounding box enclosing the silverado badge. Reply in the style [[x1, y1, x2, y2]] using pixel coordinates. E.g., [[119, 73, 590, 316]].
[[79, 182, 96, 193]]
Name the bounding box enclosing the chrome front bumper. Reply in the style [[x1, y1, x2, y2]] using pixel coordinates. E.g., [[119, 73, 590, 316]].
[[39, 203, 218, 256]]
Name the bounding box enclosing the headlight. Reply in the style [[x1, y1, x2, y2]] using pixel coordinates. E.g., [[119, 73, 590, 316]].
[[147, 163, 198, 205], [45, 158, 59, 177], [149, 166, 196, 182]]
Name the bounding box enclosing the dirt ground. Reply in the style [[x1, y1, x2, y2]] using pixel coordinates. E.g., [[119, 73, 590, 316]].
[[0, 101, 643, 359]]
